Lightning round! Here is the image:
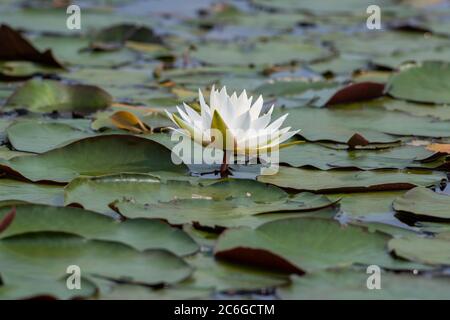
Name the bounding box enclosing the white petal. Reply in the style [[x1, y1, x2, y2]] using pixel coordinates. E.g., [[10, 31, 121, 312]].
[[230, 92, 238, 106], [198, 89, 212, 129], [165, 110, 175, 123], [277, 129, 301, 144], [266, 113, 288, 132], [183, 103, 202, 122], [210, 85, 219, 112], [233, 109, 252, 132], [218, 86, 229, 113], [250, 112, 272, 130], [176, 106, 194, 125], [249, 95, 263, 119]]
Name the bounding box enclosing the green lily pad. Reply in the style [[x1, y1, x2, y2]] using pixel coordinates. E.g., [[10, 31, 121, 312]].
[[255, 80, 336, 97], [255, 81, 384, 107], [309, 56, 369, 75], [0, 135, 187, 183], [257, 167, 444, 192], [373, 46, 450, 69], [251, 0, 394, 14], [0, 146, 31, 160], [393, 187, 450, 220], [91, 23, 163, 46], [4, 79, 112, 113], [330, 191, 403, 217], [184, 254, 288, 292], [280, 143, 437, 170], [0, 8, 153, 35], [214, 217, 417, 273], [0, 179, 63, 206], [0, 61, 63, 80], [388, 236, 450, 266], [191, 37, 331, 67], [386, 61, 450, 104], [63, 67, 152, 88], [65, 174, 287, 215], [0, 233, 192, 286], [0, 274, 97, 300], [33, 35, 137, 68], [277, 104, 450, 143], [0, 204, 198, 256], [7, 120, 95, 153], [97, 281, 211, 300], [326, 31, 450, 56], [278, 269, 450, 299], [114, 192, 336, 228], [382, 99, 450, 121]]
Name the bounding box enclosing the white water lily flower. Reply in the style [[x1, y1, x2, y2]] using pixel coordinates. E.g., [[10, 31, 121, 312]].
[[165, 86, 300, 155]]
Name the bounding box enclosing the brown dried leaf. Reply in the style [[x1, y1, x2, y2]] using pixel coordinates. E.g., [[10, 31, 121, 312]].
[[110, 110, 150, 134]]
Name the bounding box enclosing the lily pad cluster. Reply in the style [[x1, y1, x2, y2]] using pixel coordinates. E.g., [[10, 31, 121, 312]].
[[0, 0, 450, 300]]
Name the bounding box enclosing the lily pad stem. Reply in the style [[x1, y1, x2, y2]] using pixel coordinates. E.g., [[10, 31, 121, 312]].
[[220, 151, 230, 178]]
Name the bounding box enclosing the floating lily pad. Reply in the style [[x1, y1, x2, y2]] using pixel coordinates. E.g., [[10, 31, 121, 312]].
[[96, 280, 211, 300], [252, 0, 395, 14], [255, 81, 384, 107], [382, 99, 450, 121], [0, 179, 63, 206], [0, 61, 63, 81], [33, 36, 137, 68], [280, 143, 437, 170], [192, 37, 331, 67], [389, 236, 450, 266], [4, 79, 112, 113], [393, 187, 450, 220], [386, 61, 450, 104], [257, 167, 444, 192], [0, 146, 30, 160], [373, 46, 450, 69], [330, 191, 403, 217], [278, 269, 450, 299], [214, 218, 417, 273], [0, 8, 153, 35], [0, 204, 198, 256], [326, 31, 450, 56], [69, 65, 151, 84], [184, 254, 288, 292], [0, 233, 192, 286], [7, 121, 95, 153], [114, 192, 336, 228], [0, 135, 187, 183], [0, 274, 97, 300], [91, 23, 163, 47], [276, 104, 450, 143], [65, 174, 287, 215]]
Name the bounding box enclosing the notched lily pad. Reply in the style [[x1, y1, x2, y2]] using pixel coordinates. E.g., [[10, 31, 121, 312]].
[[0, 134, 187, 183], [214, 217, 417, 274]]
